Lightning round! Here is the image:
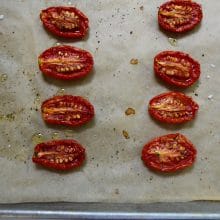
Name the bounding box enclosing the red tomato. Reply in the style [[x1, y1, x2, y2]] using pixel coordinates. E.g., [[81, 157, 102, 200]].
[[38, 45, 94, 80], [142, 133, 197, 172], [40, 6, 89, 38], [158, 0, 203, 33], [32, 139, 85, 171], [148, 92, 199, 124], [154, 51, 200, 88], [41, 95, 95, 126]]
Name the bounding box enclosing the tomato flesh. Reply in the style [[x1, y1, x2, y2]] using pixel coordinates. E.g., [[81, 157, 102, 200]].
[[40, 6, 89, 38], [149, 92, 199, 124], [158, 0, 203, 33], [41, 95, 95, 126], [142, 133, 197, 172], [154, 51, 200, 88], [32, 140, 85, 171], [32, 140, 85, 170], [38, 45, 93, 80]]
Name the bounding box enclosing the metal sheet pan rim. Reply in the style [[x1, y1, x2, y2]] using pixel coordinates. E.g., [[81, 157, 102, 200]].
[[1, 201, 220, 219]]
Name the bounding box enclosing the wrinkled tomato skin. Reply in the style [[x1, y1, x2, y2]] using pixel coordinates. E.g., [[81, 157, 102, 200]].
[[148, 92, 199, 124], [32, 140, 86, 171], [41, 95, 95, 126], [40, 6, 89, 38], [158, 0, 203, 33], [154, 51, 200, 88], [142, 133, 197, 172], [38, 45, 94, 80]]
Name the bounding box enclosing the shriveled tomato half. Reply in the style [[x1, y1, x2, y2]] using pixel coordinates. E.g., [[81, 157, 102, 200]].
[[154, 51, 200, 88], [142, 133, 197, 172], [40, 6, 89, 38], [158, 0, 203, 33], [32, 139, 85, 171], [41, 95, 95, 126], [148, 92, 199, 124], [38, 45, 94, 80]]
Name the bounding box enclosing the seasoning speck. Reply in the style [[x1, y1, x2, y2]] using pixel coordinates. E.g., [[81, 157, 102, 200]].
[[140, 6, 144, 11], [56, 88, 65, 95], [32, 133, 45, 144], [125, 107, 135, 116], [206, 75, 210, 79], [168, 37, 178, 47], [122, 130, 130, 139], [115, 188, 119, 195], [6, 113, 15, 121], [0, 74, 8, 82], [210, 64, 216, 68], [208, 94, 213, 100], [130, 58, 139, 65], [51, 132, 59, 140], [0, 15, 4, 20]]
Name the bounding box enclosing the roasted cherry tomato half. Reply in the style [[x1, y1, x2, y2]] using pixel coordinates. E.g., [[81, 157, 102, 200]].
[[148, 92, 199, 124], [41, 95, 95, 126], [158, 0, 203, 33], [40, 6, 89, 38], [142, 133, 197, 172], [154, 51, 200, 88], [38, 45, 94, 80], [32, 139, 85, 171]]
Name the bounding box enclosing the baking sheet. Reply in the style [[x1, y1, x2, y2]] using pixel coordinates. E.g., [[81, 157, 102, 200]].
[[0, 0, 220, 203]]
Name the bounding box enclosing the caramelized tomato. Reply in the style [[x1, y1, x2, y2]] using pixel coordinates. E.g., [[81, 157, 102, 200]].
[[41, 95, 95, 126], [40, 6, 89, 38], [158, 0, 203, 33], [32, 139, 85, 171], [142, 133, 197, 172], [154, 51, 200, 88], [148, 92, 199, 124], [38, 45, 94, 80]]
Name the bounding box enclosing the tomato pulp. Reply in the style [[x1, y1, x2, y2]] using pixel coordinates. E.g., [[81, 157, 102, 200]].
[[41, 95, 95, 126], [149, 92, 199, 124], [40, 6, 89, 38], [154, 51, 200, 88], [38, 45, 94, 80], [142, 133, 197, 172], [33, 139, 86, 171], [158, 0, 203, 33]]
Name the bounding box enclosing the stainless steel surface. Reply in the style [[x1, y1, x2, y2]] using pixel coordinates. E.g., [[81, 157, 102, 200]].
[[0, 202, 220, 219]]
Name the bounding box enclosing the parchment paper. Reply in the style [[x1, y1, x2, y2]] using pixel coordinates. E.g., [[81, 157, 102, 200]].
[[0, 0, 220, 203]]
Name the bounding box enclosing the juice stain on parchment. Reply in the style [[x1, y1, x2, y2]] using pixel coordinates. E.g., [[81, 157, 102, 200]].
[[0, 107, 30, 162], [0, 144, 28, 162], [31, 133, 45, 145]]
